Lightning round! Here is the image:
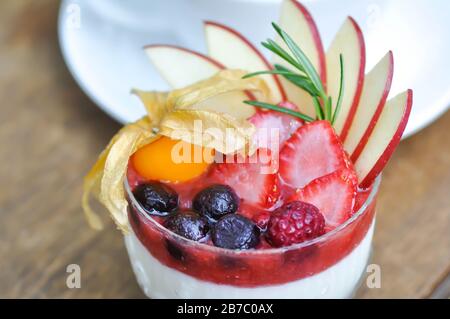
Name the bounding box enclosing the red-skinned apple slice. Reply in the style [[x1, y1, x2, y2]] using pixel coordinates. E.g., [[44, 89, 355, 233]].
[[144, 44, 224, 89], [274, 0, 326, 117], [344, 52, 394, 161], [144, 44, 255, 119], [204, 21, 286, 103], [327, 17, 365, 140], [355, 90, 413, 188]]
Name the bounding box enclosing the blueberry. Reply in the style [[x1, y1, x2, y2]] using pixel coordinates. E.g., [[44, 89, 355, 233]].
[[193, 184, 239, 220], [212, 214, 260, 250], [132, 182, 178, 216], [164, 211, 209, 241], [165, 240, 186, 263]]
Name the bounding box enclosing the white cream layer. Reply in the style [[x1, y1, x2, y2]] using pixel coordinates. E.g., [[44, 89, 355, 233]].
[[124, 221, 374, 299]]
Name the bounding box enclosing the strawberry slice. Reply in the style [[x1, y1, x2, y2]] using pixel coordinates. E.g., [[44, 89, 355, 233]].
[[279, 120, 350, 189], [209, 149, 280, 209], [289, 168, 357, 229], [249, 104, 303, 150]]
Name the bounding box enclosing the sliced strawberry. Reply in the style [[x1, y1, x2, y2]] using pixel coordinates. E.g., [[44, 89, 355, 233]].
[[279, 120, 350, 189], [209, 149, 280, 209], [289, 168, 357, 229], [249, 106, 303, 150]]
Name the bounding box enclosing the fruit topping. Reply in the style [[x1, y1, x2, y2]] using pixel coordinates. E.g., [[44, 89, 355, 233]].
[[326, 17, 365, 140], [133, 182, 179, 216], [279, 120, 350, 189], [204, 20, 286, 102], [131, 136, 214, 183], [274, 0, 326, 117], [267, 201, 325, 247], [209, 149, 280, 209], [192, 184, 239, 220], [164, 211, 210, 241], [353, 90, 413, 188], [212, 214, 260, 249], [145, 44, 224, 89], [144, 45, 256, 120], [289, 168, 357, 229], [344, 51, 394, 159], [165, 240, 186, 262], [249, 108, 303, 150]]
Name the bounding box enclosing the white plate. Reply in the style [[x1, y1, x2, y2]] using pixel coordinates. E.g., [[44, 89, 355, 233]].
[[58, 0, 450, 137]]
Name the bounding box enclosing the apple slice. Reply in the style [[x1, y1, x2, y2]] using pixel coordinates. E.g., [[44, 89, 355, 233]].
[[344, 52, 394, 161], [204, 21, 286, 103], [144, 44, 255, 119], [144, 44, 224, 89], [274, 0, 326, 117], [326, 17, 365, 140], [355, 90, 413, 188]]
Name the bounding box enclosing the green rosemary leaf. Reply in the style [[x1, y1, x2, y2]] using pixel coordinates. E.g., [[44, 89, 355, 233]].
[[325, 96, 332, 121], [242, 69, 299, 79], [272, 23, 324, 95], [312, 97, 324, 120], [244, 101, 314, 122], [243, 65, 317, 96], [245, 23, 345, 126], [273, 64, 318, 96], [332, 54, 345, 125], [262, 39, 305, 72]]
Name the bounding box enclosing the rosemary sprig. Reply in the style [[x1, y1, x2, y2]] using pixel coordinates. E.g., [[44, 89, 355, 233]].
[[243, 23, 344, 125], [313, 97, 324, 120]]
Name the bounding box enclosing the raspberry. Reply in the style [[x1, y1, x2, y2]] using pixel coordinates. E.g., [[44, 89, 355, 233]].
[[267, 201, 325, 247]]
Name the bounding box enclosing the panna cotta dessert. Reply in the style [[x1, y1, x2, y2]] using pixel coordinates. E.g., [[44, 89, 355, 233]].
[[124, 172, 379, 299], [82, 0, 412, 299]]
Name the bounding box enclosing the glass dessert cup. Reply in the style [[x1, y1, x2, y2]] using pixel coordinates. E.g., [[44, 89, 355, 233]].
[[123, 175, 380, 299], [80, 0, 413, 299]]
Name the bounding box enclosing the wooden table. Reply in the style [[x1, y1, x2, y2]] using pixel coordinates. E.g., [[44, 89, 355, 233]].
[[0, 0, 449, 299]]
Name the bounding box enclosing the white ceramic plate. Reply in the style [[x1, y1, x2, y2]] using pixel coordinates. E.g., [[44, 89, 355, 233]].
[[58, 0, 450, 137]]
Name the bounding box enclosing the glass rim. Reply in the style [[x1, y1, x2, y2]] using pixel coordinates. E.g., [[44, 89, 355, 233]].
[[124, 174, 381, 255]]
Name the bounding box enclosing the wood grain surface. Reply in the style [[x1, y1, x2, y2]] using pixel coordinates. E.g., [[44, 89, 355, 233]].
[[0, 0, 448, 299]]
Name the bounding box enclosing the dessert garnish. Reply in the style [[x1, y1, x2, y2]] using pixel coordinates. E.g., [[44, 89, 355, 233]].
[[267, 201, 325, 247], [243, 23, 345, 125], [212, 214, 260, 250], [164, 211, 210, 242], [82, 0, 412, 253], [82, 70, 268, 232], [192, 184, 239, 221], [132, 182, 178, 217]]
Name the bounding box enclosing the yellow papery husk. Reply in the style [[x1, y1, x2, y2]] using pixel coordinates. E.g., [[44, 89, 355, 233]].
[[166, 69, 270, 109], [132, 69, 268, 155], [82, 117, 159, 232], [159, 109, 256, 155], [131, 90, 169, 126]]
